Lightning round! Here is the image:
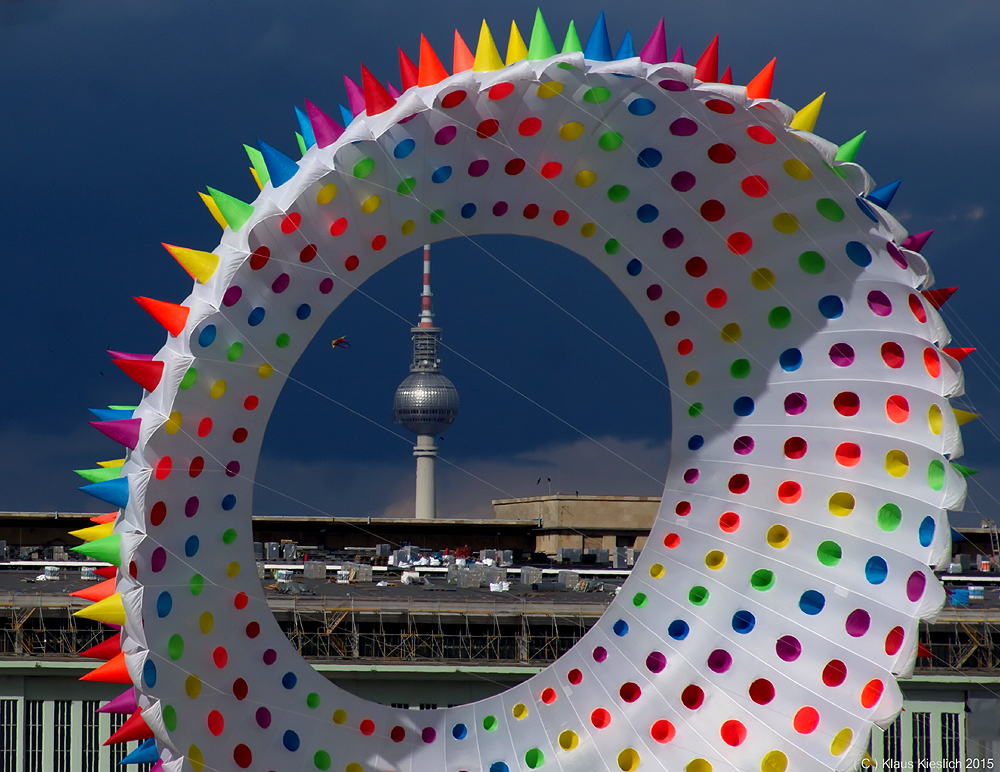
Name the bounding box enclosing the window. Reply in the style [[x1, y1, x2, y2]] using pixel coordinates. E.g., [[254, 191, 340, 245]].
[[419, 703, 438, 711], [83, 700, 101, 772], [108, 713, 127, 770], [390, 703, 410, 710], [54, 700, 72, 772], [24, 700, 43, 772], [0, 700, 17, 771], [882, 715, 901, 764], [912, 712, 931, 766], [941, 712, 961, 764]]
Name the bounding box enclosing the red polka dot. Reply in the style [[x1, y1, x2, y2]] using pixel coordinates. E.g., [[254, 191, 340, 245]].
[[505, 158, 526, 175], [360, 719, 375, 735], [300, 244, 317, 263], [441, 90, 467, 109], [519, 117, 542, 136], [886, 395, 909, 423], [233, 744, 252, 768], [523, 204, 539, 219], [619, 682, 641, 702], [345, 255, 359, 271], [154, 456, 172, 480], [747, 125, 776, 144], [727, 232, 752, 254], [541, 688, 557, 704], [567, 669, 582, 685], [720, 720, 746, 746], [553, 210, 569, 225], [705, 99, 735, 114], [280, 213, 302, 234], [213, 647, 229, 668], [234, 592, 248, 610], [128, 561, 137, 578], [881, 342, 905, 368], [777, 480, 802, 503], [708, 143, 736, 163], [749, 679, 775, 704], [664, 533, 680, 548], [189, 456, 204, 477], [233, 428, 248, 443], [244, 395, 259, 410], [245, 622, 260, 639], [489, 82, 514, 100], [650, 719, 675, 743], [909, 294, 927, 322], [822, 660, 847, 687], [741, 176, 769, 197], [233, 678, 248, 700], [664, 311, 680, 326], [784, 437, 807, 459], [861, 679, 884, 708], [834, 392, 860, 416], [677, 339, 693, 355], [885, 626, 905, 656], [700, 199, 725, 221], [923, 348, 941, 377], [371, 235, 387, 251], [591, 708, 611, 729], [793, 707, 819, 734], [835, 443, 861, 467], [681, 685, 704, 709], [719, 512, 740, 532], [477, 119, 500, 138], [675, 501, 691, 516], [329, 218, 348, 237], [250, 246, 270, 270], [729, 474, 750, 494], [541, 162, 562, 178], [150, 501, 166, 526], [685, 257, 707, 277], [390, 726, 406, 742], [706, 288, 727, 308]]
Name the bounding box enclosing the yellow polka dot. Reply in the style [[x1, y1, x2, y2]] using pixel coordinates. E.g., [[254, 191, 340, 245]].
[[210, 380, 227, 399], [537, 81, 564, 98], [685, 371, 700, 386], [575, 170, 596, 187], [165, 411, 182, 434], [761, 750, 788, 772], [928, 404, 943, 435], [686, 760, 712, 772], [361, 195, 381, 214], [767, 525, 790, 548], [649, 563, 665, 579], [751, 268, 775, 289], [618, 749, 640, 772], [828, 492, 855, 517], [258, 363, 273, 379], [512, 703, 528, 719], [188, 745, 205, 772], [783, 159, 812, 180], [705, 550, 726, 570], [560, 122, 585, 140], [885, 449, 909, 478], [830, 727, 853, 755], [346, 764, 363, 772], [199, 612, 214, 634], [772, 213, 799, 234], [332, 709, 347, 725], [721, 323, 742, 343], [316, 183, 337, 205], [401, 219, 416, 235], [226, 561, 241, 577], [185, 675, 202, 698], [559, 730, 579, 750], [580, 222, 596, 237]]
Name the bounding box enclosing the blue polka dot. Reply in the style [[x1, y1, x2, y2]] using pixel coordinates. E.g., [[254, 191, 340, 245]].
[[143, 659, 157, 688], [626, 259, 642, 276], [856, 197, 879, 222], [918, 516, 935, 547], [865, 556, 888, 584], [156, 591, 172, 618], [461, 203, 477, 219], [637, 147, 662, 168], [628, 98, 656, 116], [732, 610, 755, 634], [687, 435, 704, 450], [184, 535, 199, 557], [282, 672, 297, 689], [198, 325, 216, 347], [799, 590, 825, 615], [668, 619, 689, 640], [845, 241, 872, 267], [636, 204, 659, 223], [613, 619, 629, 636], [283, 730, 300, 751], [779, 348, 802, 371], [393, 138, 416, 159], [222, 494, 237, 511], [296, 304, 311, 320], [431, 166, 452, 183], [452, 724, 468, 740], [248, 307, 266, 326], [490, 764, 509, 772], [733, 396, 755, 417], [818, 295, 844, 319]]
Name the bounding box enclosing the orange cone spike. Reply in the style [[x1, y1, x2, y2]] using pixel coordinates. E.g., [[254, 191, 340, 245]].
[[133, 297, 190, 337], [746, 58, 776, 99], [71, 577, 117, 603], [418, 34, 449, 86], [694, 34, 719, 82], [105, 708, 153, 745], [90, 513, 117, 524], [80, 633, 121, 660], [453, 30, 475, 72], [360, 64, 397, 115], [80, 651, 132, 683]]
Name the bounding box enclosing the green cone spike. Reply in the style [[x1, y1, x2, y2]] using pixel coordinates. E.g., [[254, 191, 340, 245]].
[[528, 8, 557, 60], [71, 534, 122, 567], [951, 462, 979, 478], [244, 144, 270, 185], [835, 131, 866, 163], [561, 20, 583, 54], [295, 132, 307, 157], [74, 467, 121, 484], [206, 187, 255, 231]]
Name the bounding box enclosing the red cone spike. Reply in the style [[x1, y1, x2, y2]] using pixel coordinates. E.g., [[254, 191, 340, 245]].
[[943, 347, 975, 361], [418, 34, 449, 86], [112, 358, 164, 392], [921, 287, 958, 310], [360, 64, 397, 115], [720, 66, 733, 84], [79, 632, 122, 660], [133, 297, 189, 337], [694, 34, 719, 82], [94, 565, 117, 580], [80, 651, 132, 683], [305, 100, 344, 148], [746, 58, 776, 99], [71, 577, 117, 603], [105, 708, 153, 746], [399, 48, 419, 90], [902, 229, 935, 252], [639, 19, 667, 64]]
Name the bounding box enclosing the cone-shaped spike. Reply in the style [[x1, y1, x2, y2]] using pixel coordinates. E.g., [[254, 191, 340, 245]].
[[338, 104, 354, 125], [454, 30, 475, 71], [561, 20, 583, 54], [944, 347, 975, 361], [790, 92, 825, 132], [97, 688, 137, 714], [294, 105, 316, 149], [94, 565, 118, 579], [921, 287, 958, 309], [96, 458, 126, 467], [112, 358, 165, 392], [951, 462, 979, 478], [90, 409, 133, 422], [80, 651, 132, 683], [671, 45, 684, 63], [399, 48, 419, 89], [343, 75, 366, 116], [71, 534, 122, 566], [954, 408, 980, 426], [694, 34, 719, 82], [161, 243, 219, 284], [205, 187, 254, 231], [198, 191, 227, 229], [79, 631, 121, 658], [360, 64, 397, 116], [295, 131, 306, 156], [107, 351, 152, 362], [835, 130, 866, 162], [121, 738, 159, 765], [74, 467, 120, 484], [719, 65, 733, 84], [89, 418, 141, 450], [105, 709, 153, 746], [69, 522, 114, 542], [614, 30, 635, 60], [257, 140, 299, 188], [867, 179, 901, 209], [249, 166, 263, 190], [746, 58, 775, 99], [473, 22, 504, 71], [639, 19, 666, 64], [418, 34, 450, 86], [72, 578, 118, 604], [133, 296, 189, 337], [902, 229, 934, 252], [243, 143, 270, 186], [80, 478, 129, 509], [387, 81, 402, 98], [305, 100, 344, 148], [583, 11, 612, 61], [90, 512, 118, 524], [506, 21, 528, 65], [74, 593, 126, 626], [528, 9, 557, 60]]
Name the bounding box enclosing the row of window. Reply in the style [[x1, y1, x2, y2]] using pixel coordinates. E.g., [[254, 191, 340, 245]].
[[882, 711, 963, 764]]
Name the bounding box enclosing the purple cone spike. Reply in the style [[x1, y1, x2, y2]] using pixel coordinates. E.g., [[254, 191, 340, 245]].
[[106, 350, 154, 361], [89, 418, 140, 450], [640, 19, 667, 64], [902, 229, 934, 252], [387, 82, 402, 98], [96, 688, 138, 714], [344, 75, 366, 117], [671, 45, 684, 63], [305, 100, 344, 148]]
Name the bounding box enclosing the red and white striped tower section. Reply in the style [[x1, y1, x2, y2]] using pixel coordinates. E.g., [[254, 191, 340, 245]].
[[392, 245, 459, 519]]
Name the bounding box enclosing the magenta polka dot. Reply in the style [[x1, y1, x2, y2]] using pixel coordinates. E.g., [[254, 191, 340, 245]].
[[435, 125, 458, 145], [255, 707, 271, 728], [468, 159, 489, 177], [226, 461, 240, 478], [683, 468, 699, 483], [646, 651, 666, 673], [223, 286, 242, 307], [670, 117, 698, 136], [422, 727, 437, 743], [886, 241, 908, 269], [272, 273, 290, 293], [775, 635, 801, 662], [662, 228, 684, 248], [263, 649, 277, 665], [867, 290, 892, 316], [184, 496, 199, 517], [845, 609, 871, 637], [907, 571, 926, 601], [829, 343, 855, 367], [733, 436, 754, 455], [784, 392, 807, 415], [319, 278, 334, 294], [671, 172, 696, 192], [707, 649, 732, 673], [151, 547, 166, 572], [647, 284, 663, 300], [593, 646, 608, 663], [493, 201, 508, 216], [659, 79, 689, 92]]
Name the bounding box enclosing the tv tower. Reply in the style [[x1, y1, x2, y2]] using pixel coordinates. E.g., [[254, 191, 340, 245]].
[[392, 245, 459, 519]]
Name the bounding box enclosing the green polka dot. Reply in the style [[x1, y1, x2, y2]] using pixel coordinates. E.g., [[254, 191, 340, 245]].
[[223, 528, 237, 545], [307, 693, 321, 709], [430, 209, 446, 224], [396, 177, 416, 195], [604, 238, 620, 254], [688, 402, 703, 418], [632, 592, 648, 608], [730, 359, 751, 379], [750, 569, 775, 591], [276, 333, 291, 348], [227, 342, 243, 362], [689, 585, 709, 606], [190, 574, 204, 596], [583, 87, 611, 103], [607, 185, 630, 202], [798, 251, 825, 274], [928, 460, 945, 491], [353, 158, 375, 178], [877, 503, 902, 532], [525, 749, 545, 769], [163, 705, 177, 732], [817, 541, 842, 566], [557, 62, 578, 70], [483, 715, 498, 731], [314, 750, 332, 770], [168, 634, 184, 660], [599, 131, 623, 151], [768, 306, 791, 328], [180, 368, 197, 390], [816, 198, 845, 221]]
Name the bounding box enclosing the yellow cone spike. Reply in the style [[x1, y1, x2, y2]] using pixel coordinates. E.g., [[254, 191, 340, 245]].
[[505, 20, 528, 65], [69, 522, 115, 543], [954, 408, 980, 426], [474, 21, 505, 72], [790, 92, 825, 132], [73, 593, 126, 626], [250, 167, 263, 190], [97, 459, 125, 468], [161, 244, 220, 284], [198, 191, 228, 229]]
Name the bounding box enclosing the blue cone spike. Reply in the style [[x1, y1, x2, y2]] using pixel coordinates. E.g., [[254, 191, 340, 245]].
[[614, 29, 635, 60], [89, 408, 135, 421], [584, 10, 613, 61], [294, 106, 316, 149], [867, 179, 901, 209], [120, 738, 159, 765], [257, 140, 300, 187], [339, 104, 354, 127], [79, 478, 129, 509]]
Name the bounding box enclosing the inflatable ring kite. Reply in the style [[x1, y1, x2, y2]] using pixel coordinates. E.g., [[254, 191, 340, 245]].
[[72, 12, 970, 772]]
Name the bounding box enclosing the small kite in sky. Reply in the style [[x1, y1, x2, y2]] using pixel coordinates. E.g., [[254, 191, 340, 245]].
[[331, 336, 351, 349]]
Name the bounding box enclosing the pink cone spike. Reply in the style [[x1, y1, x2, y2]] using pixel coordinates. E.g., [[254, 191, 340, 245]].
[[902, 229, 934, 252], [89, 418, 141, 450], [639, 19, 667, 64], [671, 45, 684, 63], [305, 100, 344, 148], [343, 74, 366, 116], [387, 82, 402, 98], [106, 350, 154, 361], [97, 688, 138, 714]]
